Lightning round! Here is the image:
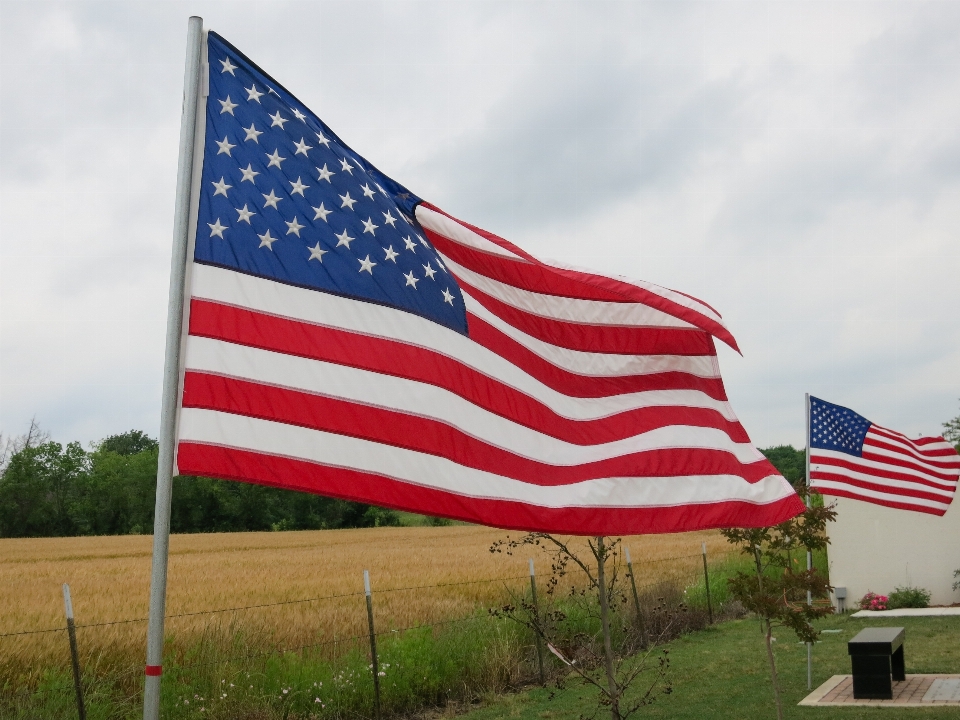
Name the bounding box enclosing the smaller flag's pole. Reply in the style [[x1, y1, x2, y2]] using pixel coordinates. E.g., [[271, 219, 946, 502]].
[[805, 392, 813, 690], [143, 16, 205, 720]]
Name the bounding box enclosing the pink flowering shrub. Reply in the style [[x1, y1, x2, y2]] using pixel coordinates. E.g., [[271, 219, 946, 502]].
[[858, 591, 888, 611]]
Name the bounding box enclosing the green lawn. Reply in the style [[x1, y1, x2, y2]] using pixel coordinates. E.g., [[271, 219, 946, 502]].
[[458, 614, 960, 720]]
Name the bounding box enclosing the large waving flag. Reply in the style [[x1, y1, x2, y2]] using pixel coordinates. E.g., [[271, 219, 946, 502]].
[[173, 31, 804, 535], [809, 397, 960, 516]]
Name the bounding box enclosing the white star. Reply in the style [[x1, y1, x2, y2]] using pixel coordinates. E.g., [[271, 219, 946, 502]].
[[216, 136, 236, 156], [262, 189, 282, 209], [360, 183, 376, 199], [404, 271, 419, 289], [316, 164, 335, 182], [308, 242, 327, 262], [292, 108, 307, 122], [442, 288, 455, 305], [361, 217, 378, 236], [265, 149, 286, 168], [258, 229, 278, 249], [268, 87, 279, 96], [383, 246, 399, 263], [289, 177, 309, 196], [285, 216, 305, 236], [339, 157, 354, 174], [246, 84, 264, 103], [335, 229, 355, 248], [240, 164, 259, 184], [403, 235, 417, 252], [312, 203, 332, 222], [219, 96, 238, 115], [358, 255, 376, 274], [235, 204, 255, 224], [211, 177, 232, 197], [382, 210, 397, 227], [294, 138, 313, 156], [220, 58, 237, 75], [419, 236, 430, 248], [422, 263, 437, 280], [436, 258, 448, 273], [375, 183, 389, 197], [315, 132, 331, 147], [269, 111, 287, 128], [339, 192, 356, 210], [243, 123, 263, 143], [207, 218, 227, 238]]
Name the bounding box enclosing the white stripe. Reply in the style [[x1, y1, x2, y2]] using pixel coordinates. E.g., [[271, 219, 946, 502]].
[[464, 292, 721, 379], [188, 264, 739, 422], [537, 256, 727, 327], [416, 205, 526, 261], [178, 409, 797, 509], [445, 256, 698, 329], [184, 336, 764, 465], [861, 441, 960, 475], [418, 204, 728, 330], [865, 428, 960, 470], [810, 464, 956, 499], [810, 448, 959, 489], [811, 480, 949, 512]]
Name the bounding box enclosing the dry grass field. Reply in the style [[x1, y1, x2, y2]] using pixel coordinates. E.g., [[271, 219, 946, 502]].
[[0, 526, 727, 689]]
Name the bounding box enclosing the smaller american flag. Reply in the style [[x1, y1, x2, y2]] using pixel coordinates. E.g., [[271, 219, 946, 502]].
[[809, 397, 960, 516]]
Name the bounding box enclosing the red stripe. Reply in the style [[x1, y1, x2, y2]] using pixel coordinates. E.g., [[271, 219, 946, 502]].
[[865, 433, 960, 467], [811, 453, 959, 490], [188, 299, 751, 444], [466, 313, 728, 400], [145, 665, 162, 677], [177, 443, 806, 535], [868, 425, 956, 452], [182, 372, 775, 485], [811, 487, 947, 517], [460, 279, 716, 356], [421, 203, 739, 352], [859, 448, 960, 483], [810, 470, 954, 503]]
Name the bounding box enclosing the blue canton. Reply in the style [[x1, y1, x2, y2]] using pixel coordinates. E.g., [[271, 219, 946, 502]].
[[194, 32, 467, 334], [809, 396, 873, 457]]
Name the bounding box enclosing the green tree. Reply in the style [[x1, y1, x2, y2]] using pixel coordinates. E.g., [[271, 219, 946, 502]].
[[943, 401, 960, 449], [0, 441, 88, 537]]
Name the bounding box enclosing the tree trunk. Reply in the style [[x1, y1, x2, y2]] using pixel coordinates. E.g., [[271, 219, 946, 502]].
[[596, 536, 620, 720], [764, 617, 784, 720]]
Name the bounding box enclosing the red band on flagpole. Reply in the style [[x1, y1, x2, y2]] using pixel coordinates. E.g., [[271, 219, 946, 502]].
[[145, 665, 162, 677]]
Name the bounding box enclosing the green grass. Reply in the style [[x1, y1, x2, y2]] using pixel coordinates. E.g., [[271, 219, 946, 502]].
[[457, 613, 960, 720]]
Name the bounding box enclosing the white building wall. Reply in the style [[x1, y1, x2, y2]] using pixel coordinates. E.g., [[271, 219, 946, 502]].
[[826, 495, 960, 608]]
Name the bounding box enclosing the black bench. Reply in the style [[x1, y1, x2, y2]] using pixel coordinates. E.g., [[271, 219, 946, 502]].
[[848, 627, 905, 699]]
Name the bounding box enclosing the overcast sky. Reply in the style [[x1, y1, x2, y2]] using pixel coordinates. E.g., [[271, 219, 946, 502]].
[[1, 0, 958, 451]]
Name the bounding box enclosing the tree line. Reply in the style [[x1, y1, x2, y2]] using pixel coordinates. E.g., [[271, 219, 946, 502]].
[[2, 402, 956, 539], [0, 425, 400, 538]]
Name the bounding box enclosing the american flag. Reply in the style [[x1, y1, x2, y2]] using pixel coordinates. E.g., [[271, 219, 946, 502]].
[[809, 397, 960, 516], [173, 31, 805, 535]]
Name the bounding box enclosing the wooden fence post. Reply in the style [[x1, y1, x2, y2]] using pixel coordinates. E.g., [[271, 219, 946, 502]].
[[701, 542, 714, 624], [624, 546, 646, 647], [62, 584, 86, 720], [528, 559, 545, 685], [363, 570, 382, 720]]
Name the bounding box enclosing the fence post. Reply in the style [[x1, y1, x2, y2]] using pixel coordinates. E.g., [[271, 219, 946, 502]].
[[62, 584, 87, 720], [528, 558, 545, 685], [363, 570, 382, 720], [624, 546, 646, 648], [701, 542, 714, 624]]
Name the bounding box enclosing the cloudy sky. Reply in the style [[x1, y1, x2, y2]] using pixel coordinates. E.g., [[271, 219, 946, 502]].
[[1, 0, 958, 450]]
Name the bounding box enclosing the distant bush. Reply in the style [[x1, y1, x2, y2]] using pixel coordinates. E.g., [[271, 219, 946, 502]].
[[858, 592, 888, 611], [954, 569, 960, 592], [887, 586, 931, 609]]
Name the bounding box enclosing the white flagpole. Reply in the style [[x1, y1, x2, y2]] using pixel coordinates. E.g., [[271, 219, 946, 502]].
[[805, 392, 813, 690], [143, 16, 204, 720]]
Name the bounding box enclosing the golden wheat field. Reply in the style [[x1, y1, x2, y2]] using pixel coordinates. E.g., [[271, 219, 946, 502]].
[[0, 526, 727, 687]]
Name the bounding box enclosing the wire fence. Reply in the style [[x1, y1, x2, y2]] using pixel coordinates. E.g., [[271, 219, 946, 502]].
[[1, 543, 746, 715]]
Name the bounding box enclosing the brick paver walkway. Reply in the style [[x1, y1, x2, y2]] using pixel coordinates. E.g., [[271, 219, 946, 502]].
[[800, 674, 960, 707]]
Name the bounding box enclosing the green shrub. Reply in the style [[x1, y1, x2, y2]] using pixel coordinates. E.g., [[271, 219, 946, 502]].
[[887, 586, 931, 609]]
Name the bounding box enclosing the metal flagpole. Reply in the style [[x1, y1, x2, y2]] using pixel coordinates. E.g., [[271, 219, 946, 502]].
[[805, 392, 813, 690], [143, 16, 205, 720]]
